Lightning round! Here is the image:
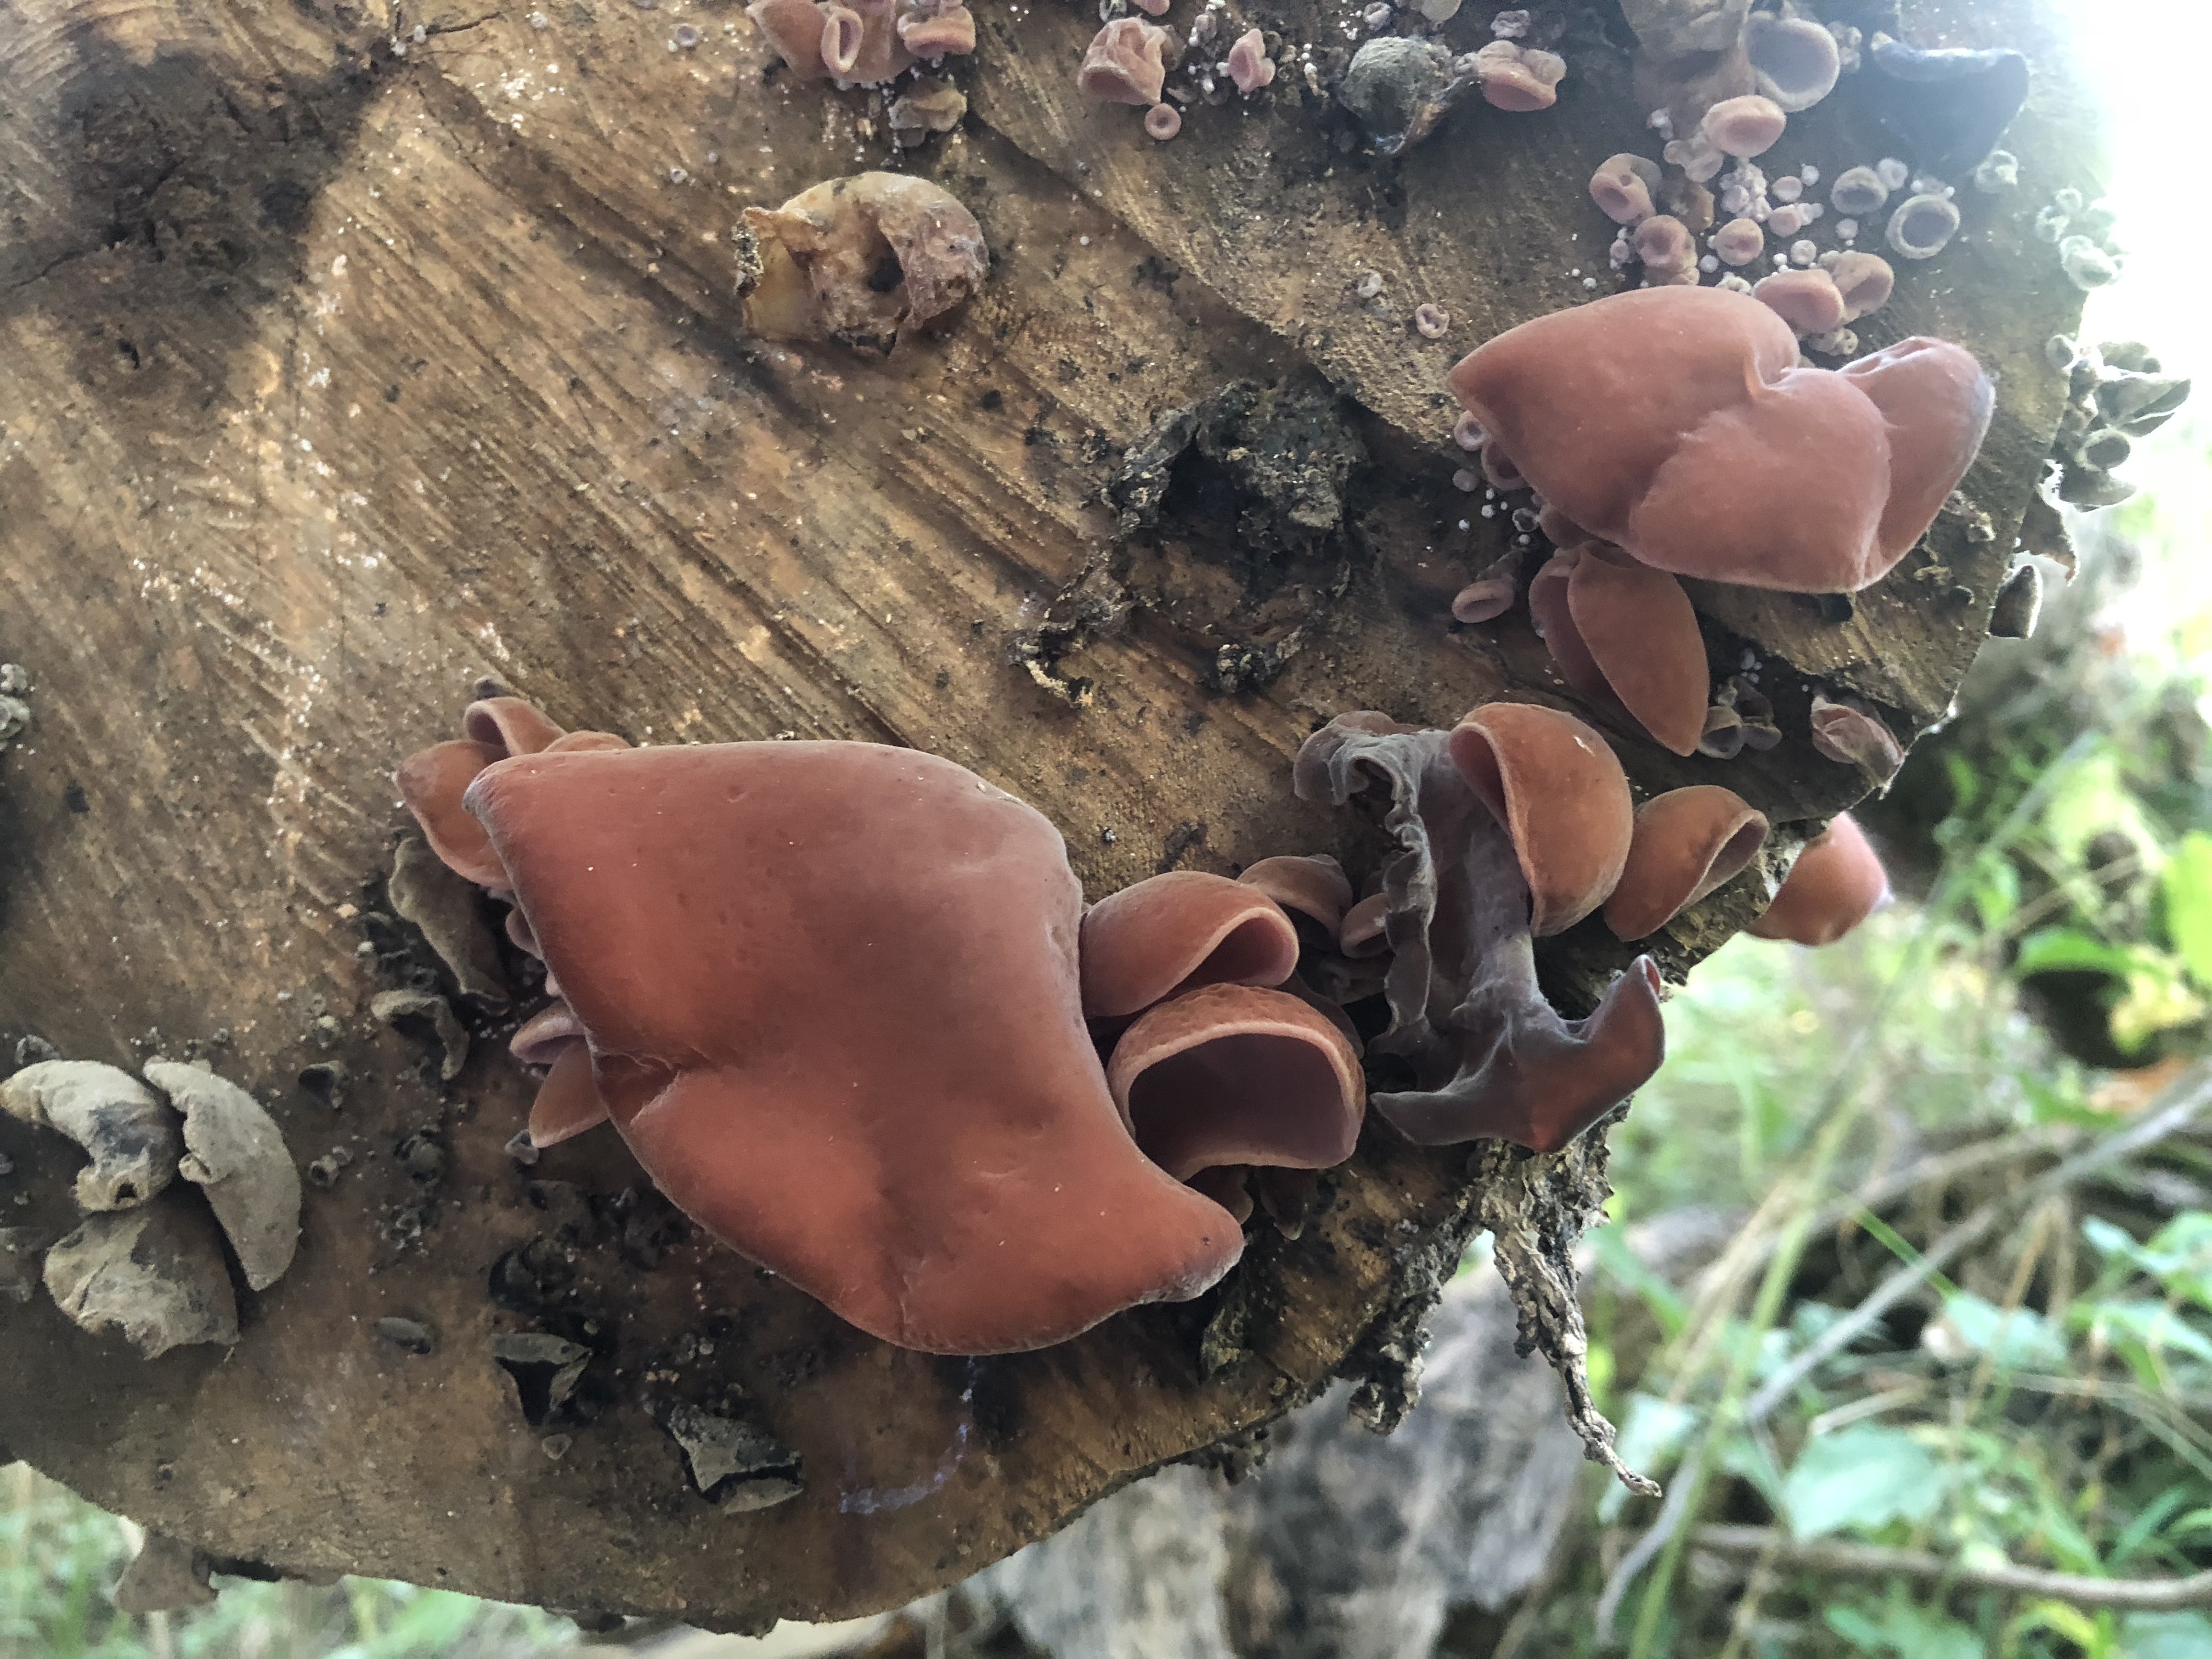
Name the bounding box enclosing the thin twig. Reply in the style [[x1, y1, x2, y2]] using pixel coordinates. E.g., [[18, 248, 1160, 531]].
[[1690, 1525, 2212, 1611], [1744, 1060, 2212, 1426]]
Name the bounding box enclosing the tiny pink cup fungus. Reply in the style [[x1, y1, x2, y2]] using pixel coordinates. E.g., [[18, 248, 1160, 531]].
[[1298, 704, 1662, 1152], [1590, 153, 1663, 225], [1470, 39, 1566, 111], [1712, 216, 1765, 266], [1226, 29, 1276, 94], [895, 0, 975, 60], [821, 4, 865, 75], [1528, 544, 1710, 757], [1702, 93, 1787, 157], [1451, 563, 1517, 624], [1808, 692, 1906, 781], [1444, 285, 1995, 592], [404, 718, 1249, 1355], [1747, 812, 1889, 945], [1602, 786, 1769, 940], [1079, 870, 1302, 1019], [747, 0, 834, 77], [1753, 267, 1847, 336], [1144, 101, 1182, 140], [1829, 251, 1895, 321], [1633, 213, 1700, 285], [1105, 984, 1364, 1225], [1080, 18, 1172, 105], [1746, 12, 1841, 112]]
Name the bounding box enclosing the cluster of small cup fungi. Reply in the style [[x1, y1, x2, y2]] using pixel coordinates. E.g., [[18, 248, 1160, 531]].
[[1588, 12, 2030, 363], [745, 0, 979, 148], [1075, 7, 1289, 143], [391, 674, 1889, 1358]]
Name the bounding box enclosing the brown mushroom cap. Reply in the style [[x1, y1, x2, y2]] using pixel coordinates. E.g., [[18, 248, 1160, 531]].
[[1829, 251, 1896, 323], [1080, 871, 1302, 1019], [397, 738, 511, 887], [1531, 544, 1709, 756], [1603, 786, 1770, 940], [465, 741, 1243, 1354], [1747, 811, 1890, 945], [527, 1042, 613, 1149], [1446, 286, 1994, 593], [1105, 984, 1364, 1184], [1079, 18, 1171, 105], [1702, 93, 1787, 156], [1235, 855, 1355, 940], [1447, 702, 1634, 935]]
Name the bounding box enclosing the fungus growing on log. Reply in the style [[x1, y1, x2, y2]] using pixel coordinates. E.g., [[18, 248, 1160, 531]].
[[1080, 18, 1172, 105], [1445, 286, 1995, 592], [1079, 871, 1302, 1019], [1469, 40, 1566, 111], [1603, 786, 1769, 940], [1590, 153, 1662, 225], [399, 704, 1246, 1354], [746, 0, 913, 82], [1745, 11, 1840, 112], [1754, 267, 1847, 336], [895, 0, 975, 61], [1526, 544, 1709, 756], [1104, 984, 1364, 1224], [1, 1062, 180, 1212], [1226, 30, 1276, 95], [1296, 704, 1664, 1153], [1748, 812, 1889, 945], [737, 174, 988, 353], [1702, 93, 1786, 157], [1235, 855, 1355, 941]]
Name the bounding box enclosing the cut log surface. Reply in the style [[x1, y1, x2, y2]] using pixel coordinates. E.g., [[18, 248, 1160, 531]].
[[0, 0, 2087, 1629]]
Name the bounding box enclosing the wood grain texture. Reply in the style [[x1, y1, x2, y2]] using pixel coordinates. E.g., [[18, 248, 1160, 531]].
[[0, 0, 2092, 1627]]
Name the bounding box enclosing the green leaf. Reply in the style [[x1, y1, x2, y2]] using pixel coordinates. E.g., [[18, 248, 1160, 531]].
[[1823, 1599, 1985, 1659], [2163, 831, 2212, 988], [2014, 927, 2151, 981], [1932, 1293, 2070, 1369], [1783, 1424, 1946, 1541], [2120, 1611, 2212, 1658]]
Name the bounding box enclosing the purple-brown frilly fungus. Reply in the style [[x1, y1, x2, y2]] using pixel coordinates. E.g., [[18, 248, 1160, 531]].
[[1144, 102, 1182, 140], [1712, 216, 1765, 266], [1753, 267, 1846, 336], [1295, 704, 1665, 1153], [398, 698, 1260, 1356], [1527, 543, 1709, 756], [1105, 984, 1363, 1225], [740, 173, 988, 352], [1745, 12, 1840, 112], [1079, 870, 1302, 1019], [1702, 93, 1786, 157], [1633, 214, 1700, 285], [1809, 691, 1906, 782], [1590, 153, 1663, 225], [895, 0, 975, 61], [1748, 812, 1889, 945], [1080, 18, 1172, 106], [1227, 29, 1276, 94], [1415, 303, 1452, 340], [1829, 251, 1895, 322], [747, 0, 913, 83], [1444, 285, 1996, 592], [1602, 786, 1769, 940], [1470, 39, 1566, 111]]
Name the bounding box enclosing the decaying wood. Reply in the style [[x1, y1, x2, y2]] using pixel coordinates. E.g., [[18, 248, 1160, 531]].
[[0, 0, 2092, 1630]]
